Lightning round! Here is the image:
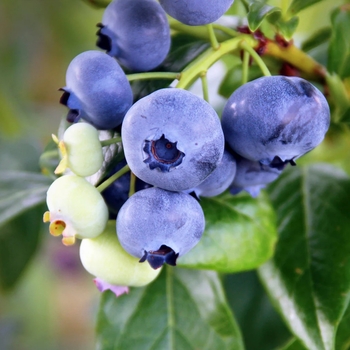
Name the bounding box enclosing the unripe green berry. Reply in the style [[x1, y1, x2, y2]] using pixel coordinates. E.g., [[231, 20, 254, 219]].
[[80, 221, 161, 287], [44, 174, 108, 245], [54, 122, 103, 177]]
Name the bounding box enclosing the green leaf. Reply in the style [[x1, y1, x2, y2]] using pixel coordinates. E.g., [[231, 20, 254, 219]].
[[0, 137, 42, 173], [96, 267, 244, 350], [278, 338, 307, 350], [328, 6, 350, 79], [335, 301, 350, 350], [325, 73, 350, 122], [287, 0, 323, 16], [225, 271, 291, 350], [259, 164, 350, 350], [178, 191, 277, 272], [301, 27, 332, 52], [0, 171, 50, 289], [340, 106, 350, 124], [0, 204, 46, 290], [81, 0, 111, 8], [219, 64, 262, 98], [0, 171, 52, 228], [273, 16, 299, 40], [247, 2, 281, 31]]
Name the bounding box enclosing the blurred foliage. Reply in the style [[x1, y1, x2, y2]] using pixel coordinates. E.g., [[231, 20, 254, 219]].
[[0, 1, 104, 349], [1, 0, 350, 350]]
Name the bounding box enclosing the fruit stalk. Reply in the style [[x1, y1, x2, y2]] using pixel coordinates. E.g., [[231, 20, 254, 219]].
[[176, 35, 258, 89]]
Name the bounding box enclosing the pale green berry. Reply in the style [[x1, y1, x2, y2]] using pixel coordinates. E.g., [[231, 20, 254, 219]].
[[80, 221, 161, 287], [54, 122, 103, 177], [44, 174, 108, 245]]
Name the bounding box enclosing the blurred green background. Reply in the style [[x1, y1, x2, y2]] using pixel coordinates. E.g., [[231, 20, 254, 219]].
[[0, 1, 106, 349], [0, 1, 349, 350]]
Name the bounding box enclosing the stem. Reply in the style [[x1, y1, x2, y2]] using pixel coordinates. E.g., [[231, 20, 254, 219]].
[[96, 164, 130, 193], [242, 50, 250, 85], [100, 137, 122, 147], [240, 41, 271, 77], [128, 172, 136, 197], [207, 24, 220, 50], [127, 72, 181, 82], [200, 73, 209, 102], [263, 40, 327, 80], [176, 35, 257, 90], [82, 0, 111, 8], [212, 23, 238, 37]]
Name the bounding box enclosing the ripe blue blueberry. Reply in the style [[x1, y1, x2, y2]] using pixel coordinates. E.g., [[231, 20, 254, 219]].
[[97, 0, 171, 72], [190, 150, 237, 198], [101, 159, 152, 217], [121, 88, 225, 192], [60, 50, 133, 130], [230, 155, 284, 197], [159, 0, 234, 26], [221, 76, 330, 167], [116, 187, 205, 269]]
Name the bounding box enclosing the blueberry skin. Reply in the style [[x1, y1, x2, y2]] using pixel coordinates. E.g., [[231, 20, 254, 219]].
[[116, 187, 205, 267], [61, 50, 133, 130], [221, 76, 331, 166], [230, 156, 283, 198], [101, 159, 152, 218], [121, 88, 225, 192], [159, 0, 234, 26], [191, 149, 237, 197], [97, 0, 170, 72]]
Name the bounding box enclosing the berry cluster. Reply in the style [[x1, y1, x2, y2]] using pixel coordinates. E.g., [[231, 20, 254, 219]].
[[43, 0, 330, 294]]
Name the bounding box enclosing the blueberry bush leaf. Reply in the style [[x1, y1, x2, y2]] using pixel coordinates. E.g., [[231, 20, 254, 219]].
[[335, 301, 350, 350], [301, 27, 332, 52], [328, 5, 350, 79], [272, 15, 299, 40], [0, 171, 51, 290], [258, 164, 350, 350], [0, 204, 46, 290], [286, 0, 323, 16], [224, 271, 291, 350], [278, 338, 307, 350], [0, 171, 51, 227], [247, 2, 281, 31], [96, 267, 244, 350], [178, 191, 277, 272]]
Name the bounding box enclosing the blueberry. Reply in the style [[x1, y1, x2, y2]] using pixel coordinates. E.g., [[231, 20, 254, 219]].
[[159, 0, 234, 26], [221, 76, 330, 166], [54, 122, 103, 177], [44, 174, 109, 245], [116, 187, 205, 269], [121, 88, 225, 192], [60, 50, 133, 130], [101, 159, 152, 217], [230, 156, 284, 198], [190, 149, 237, 198], [80, 221, 161, 287], [97, 0, 171, 72]]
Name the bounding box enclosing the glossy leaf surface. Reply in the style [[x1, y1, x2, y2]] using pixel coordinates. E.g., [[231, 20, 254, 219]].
[[328, 6, 350, 79], [178, 191, 277, 272], [96, 267, 243, 350], [287, 0, 323, 15], [259, 164, 350, 350], [247, 2, 281, 31]]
